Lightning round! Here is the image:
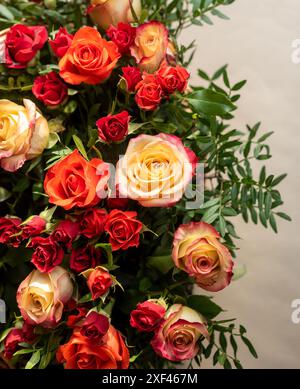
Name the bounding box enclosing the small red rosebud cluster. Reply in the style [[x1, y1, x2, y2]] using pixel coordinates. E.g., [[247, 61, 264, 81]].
[[4, 322, 36, 360]]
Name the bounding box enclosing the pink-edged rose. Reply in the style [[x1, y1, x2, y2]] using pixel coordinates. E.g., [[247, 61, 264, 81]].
[[130, 21, 168, 73], [172, 221, 234, 292], [4, 24, 48, 68], [32, 72, 68, 107], [121, 66, 142, 92], [96, 111, 130, 143], [80, 311, 110, 344], [130, 299, 167, 332], [28, 236, 64, 273], [49, 27, 73, 58], [22, 215, 46, 239], [151, 304, 209, 361], [116, 133, 197, 207], [107, 23, 136, 55], [17, 266, 73, 328]]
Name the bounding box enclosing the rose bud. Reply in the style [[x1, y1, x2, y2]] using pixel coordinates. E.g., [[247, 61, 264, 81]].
[[135, 74, 163, 111], [22, 215, 46, 239], [88, 0, 141, 30], [4, 24, 48, 68], [57, 324, 129, 369], [32, 72, 68, 108], [83, 267, 113, 300], [172, 221, 234, 292], [44, 149, 110, 210], [28, 236, 64, 273], [49, 27, 73, 58], [104, 209, 142, 251], [0, 217, 22, 247], [156, 63, 190, 95], [66, 306, 88, 329], [70, 245, 102, 274], [3, 329, 24, 360], [79, 208, 107, 239], [151, 304, 209, 361], [96, 111, 130, 143], [0, 99, 49, 172], [130, 21, 168, 73], [130, 299, 167, 332], [80, 311, 110, 344], [107, 23, 136, 55], [17, 266, 74, 328], [52, 219, 80, 248], [121, 66, 142, 92]]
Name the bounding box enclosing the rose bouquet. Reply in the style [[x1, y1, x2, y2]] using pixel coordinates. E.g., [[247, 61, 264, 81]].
[[0, 0, 290, 370]]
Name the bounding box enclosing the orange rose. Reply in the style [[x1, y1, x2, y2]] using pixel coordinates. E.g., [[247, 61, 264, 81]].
[[59, 26, 120, 85], [44, 149, 110, 210], [130, 21, 168, 73], [57, 325, 130, 369]]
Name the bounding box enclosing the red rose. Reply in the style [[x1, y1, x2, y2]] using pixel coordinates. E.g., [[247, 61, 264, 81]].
[[107, 23, 136, 55], [156, 63, 190, 95], [80, 311, 110, 344], [96, 111, 130, 143], [86, 267, 112, 300], [104, 210, 142, 251], [32, 72, 68, 107], [44, 150, 110, 210], [121, 66, 142, 92], [4, 329, 24, 359], [67, 307, 88, 329], [28, 236, 64, 273], [5, 24, 48, 69], [0, 217, 22, 247], [21, 322, 36, 343], [52, 219, 80, 248], [70, 245, 101, 273], [135, 74, 163, 111], [49, 27, 73, 58], [79, 208, 107, 239], [22, 216, 46, 239], [130, 300, 167, 332]]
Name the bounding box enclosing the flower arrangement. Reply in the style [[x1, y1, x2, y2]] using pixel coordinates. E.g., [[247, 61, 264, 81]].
[[0, 0, 290, 370]]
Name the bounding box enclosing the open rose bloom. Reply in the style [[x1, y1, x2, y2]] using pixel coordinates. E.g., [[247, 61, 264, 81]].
[[0, 99, 49, 172], [116, 133, 197, 207], [172, 221, 234, 292]]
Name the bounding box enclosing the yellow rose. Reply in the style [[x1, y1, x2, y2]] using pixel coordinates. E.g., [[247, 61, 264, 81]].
[[17, 266, 73, 328], [131, 21, 169, 72], [172, 221, 234, 292], [0, 99, 49, 172], [116, 133, 197, 207], [88, 0, 141, 30]]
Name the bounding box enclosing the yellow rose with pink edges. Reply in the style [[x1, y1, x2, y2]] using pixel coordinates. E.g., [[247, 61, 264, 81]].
[[130, 21, 169, 72], [0, 99, 49, 172], [172, 221, 234, 292], [88, 0, 141, 30]]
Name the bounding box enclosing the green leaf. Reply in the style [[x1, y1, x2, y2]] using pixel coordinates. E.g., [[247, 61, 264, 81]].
[[146, 255, 174, 274], [72, 135, 88, 160], [232, 80, 247, 91], [271, 174, 287, 187], [25, 350, 41, 369], [264, 192, 272, 219], [269, 213, 278, 233], [0, 4, 14, 20], [211, 8, 230, 20], [259, 166, 266, 185], [46, 132, 60, 149], [276, 212, 291, 222], [0, 328, 12, 343], [202, 204, 220, 223], [78, 292, 93, 304], [219, 332, 227, 352], [187, 295, 223, 319], [187, 89, 236, 117], [230, 334, 238, 358], [14, 348, 35, 356], [241, 336, 258, 358], [95, 243, 113, 267], [0, 187, 11, 202], [128, 122, 147, 134], [232, 263, 247, 281]]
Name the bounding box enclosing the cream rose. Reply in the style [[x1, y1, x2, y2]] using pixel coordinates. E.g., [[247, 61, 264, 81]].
[[172, 221, 234, 292], [130, 21, 168, 72], [17, 266, 73, 328], [0, 99, 49, 172], [151, 304, 209, 361], [88, 0, 141, 30], [116, 133, 197, 207]]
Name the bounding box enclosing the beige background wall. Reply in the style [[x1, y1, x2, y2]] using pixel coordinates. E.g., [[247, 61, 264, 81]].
[[181, 0, 300, 368]]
